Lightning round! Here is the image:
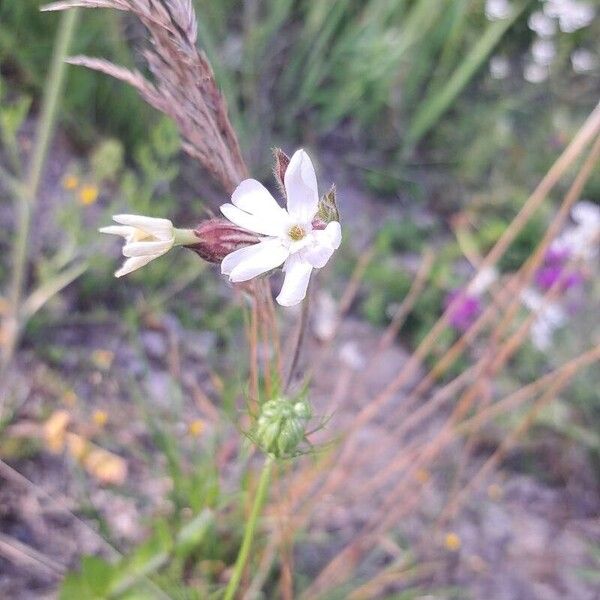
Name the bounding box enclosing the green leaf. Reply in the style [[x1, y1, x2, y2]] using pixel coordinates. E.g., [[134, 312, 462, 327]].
[[0, 95, 32, 145], [406, 1, 530, 150], [174, 508, 214, 558], [59, 555, 115, 600]]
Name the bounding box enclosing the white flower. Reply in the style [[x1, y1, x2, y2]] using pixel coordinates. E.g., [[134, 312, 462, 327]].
[[531, 38, 556, 67], [553, 201, 600, 260], [489, 55, 510, 80], [220, 149, 341, 306], [528, 11, 557, 37], [468, 266, 498, 295], [100, 214, 196, 277], [543, 0, 595, 32], [524, 61, 549, 83], [571, 48, 597, 74], [521, 288, 567, 351], [485, 0, 512, 21]]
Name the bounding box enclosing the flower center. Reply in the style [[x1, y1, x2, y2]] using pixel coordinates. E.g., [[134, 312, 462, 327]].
[[288, 224, 306, 241]]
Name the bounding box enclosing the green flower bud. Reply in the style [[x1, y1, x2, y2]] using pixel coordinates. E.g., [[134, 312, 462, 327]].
[[254, 397, 311, 459]]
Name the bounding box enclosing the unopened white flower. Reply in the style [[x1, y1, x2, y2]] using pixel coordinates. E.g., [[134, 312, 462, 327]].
[[100, 214, 197, 277], [485, 0, 512, 21], [528, 11, 557, 37], [489, 55, 510, 79], [524, 61, 549, 83], [531, 38, 556, 67], [544, 0, 595, 32], [220, 149, 341, 306], [571, 48, 597, 74]]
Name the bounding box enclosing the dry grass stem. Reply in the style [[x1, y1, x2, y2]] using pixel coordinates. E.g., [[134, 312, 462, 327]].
[[43, 0, 248, 193]]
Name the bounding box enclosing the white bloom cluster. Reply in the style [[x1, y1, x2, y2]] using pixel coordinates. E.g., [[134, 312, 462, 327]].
[[522, 201, 599, 351], [220, 149, 341, 306], [542, 0, 595, 33], [524, 1, 596, 83]]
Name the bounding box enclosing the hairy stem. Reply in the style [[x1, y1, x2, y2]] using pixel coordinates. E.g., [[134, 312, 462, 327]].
[[224, 456, 274, 600], [1, 9, 79, 372]]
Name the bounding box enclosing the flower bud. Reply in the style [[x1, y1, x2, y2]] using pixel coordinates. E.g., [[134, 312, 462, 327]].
[[188, 218, 260, 263], [254, 396, 311, 459], [272, 147, 290, 195]]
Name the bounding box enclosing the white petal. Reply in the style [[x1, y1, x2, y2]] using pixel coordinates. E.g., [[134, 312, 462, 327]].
[[221, 244, 252, 276], [284, 149, 319, 223], [115, 255, 157, 277], [99, 225, 136, 239], [222, 239, 288, 282], [571, 201, 600, 227], [304, 244, 335, 269], [113, 214, 173, 240], [122, 239, 173, 257], [319, 221, 342, 249], [276, 256, 313, 307], [232, 179, 287, 220], [221, 203, 285, 236], [304, 222, 342, 268]]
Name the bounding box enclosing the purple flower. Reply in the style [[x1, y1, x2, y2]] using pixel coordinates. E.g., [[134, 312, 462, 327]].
[[534, 247, 584, 292], [445, 290, 482, 332]]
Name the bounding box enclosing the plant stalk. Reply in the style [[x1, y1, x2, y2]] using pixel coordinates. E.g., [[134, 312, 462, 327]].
[[1, 9, 79, 371], [285, 284, 311, 391], [224, 456, 274, 600]]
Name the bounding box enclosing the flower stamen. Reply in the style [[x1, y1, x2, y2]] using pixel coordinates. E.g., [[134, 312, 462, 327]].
[[288, 224, 306, 241]]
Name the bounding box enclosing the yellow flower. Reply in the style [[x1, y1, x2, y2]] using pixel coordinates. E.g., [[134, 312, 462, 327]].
[[444, 532, 461, 552], [84, 445, 127, 485], [62, 389, 78, 407], [487, 483, 503, 501], [91, 349, 114, 370], [79, 184, 99, 205], [44, 410, 71, 453], [415, 468, 430, 484], [63, 175, 79, 190], [66, 432, 88, 461], [188, 419, 205, 437], [93, 409, 108, 428]]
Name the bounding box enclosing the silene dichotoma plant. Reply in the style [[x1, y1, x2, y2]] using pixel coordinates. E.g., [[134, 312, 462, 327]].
[[100, 149, 341, 306]]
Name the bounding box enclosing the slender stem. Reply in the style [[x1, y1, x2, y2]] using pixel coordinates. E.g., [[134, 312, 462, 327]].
[[284, 284, 311, 392], [1, 9, 79, 371], [224, 456, 274, 600]]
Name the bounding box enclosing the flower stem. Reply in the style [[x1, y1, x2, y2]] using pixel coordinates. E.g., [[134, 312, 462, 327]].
[[1, 9, 79, 372], [285, 282, 311, 391], [224, 456, 274, 600]]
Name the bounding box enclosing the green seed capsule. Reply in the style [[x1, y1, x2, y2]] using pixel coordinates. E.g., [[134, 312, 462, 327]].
[[254, 396, 311, 458]]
